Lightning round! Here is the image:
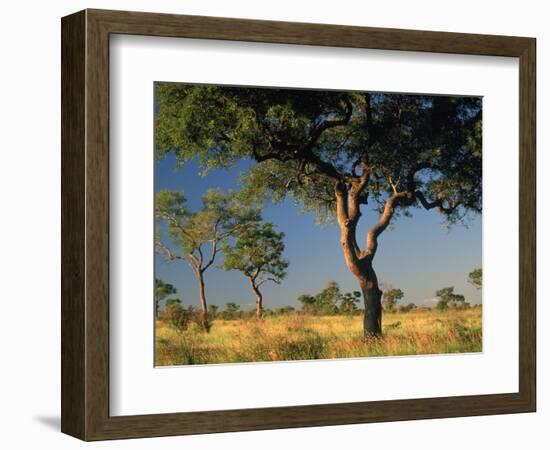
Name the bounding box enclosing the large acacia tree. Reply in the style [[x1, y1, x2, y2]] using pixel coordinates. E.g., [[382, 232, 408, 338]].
[[156, 84, 482, 337]]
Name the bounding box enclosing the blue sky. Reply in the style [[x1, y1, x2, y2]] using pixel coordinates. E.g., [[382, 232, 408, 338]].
[[155, 153, 482, 311]]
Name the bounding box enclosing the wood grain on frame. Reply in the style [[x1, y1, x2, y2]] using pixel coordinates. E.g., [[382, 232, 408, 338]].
[[61, 8, 536, 441]]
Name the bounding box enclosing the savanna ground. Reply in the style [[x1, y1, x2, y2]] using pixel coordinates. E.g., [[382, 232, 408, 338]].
[[155, 307, 482, 366]]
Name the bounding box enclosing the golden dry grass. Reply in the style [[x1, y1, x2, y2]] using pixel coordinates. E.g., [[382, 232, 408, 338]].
[[155, 307, 482, 366]]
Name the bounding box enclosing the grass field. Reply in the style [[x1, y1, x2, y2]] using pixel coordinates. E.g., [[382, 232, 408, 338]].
[[155, 307, 482, 366]]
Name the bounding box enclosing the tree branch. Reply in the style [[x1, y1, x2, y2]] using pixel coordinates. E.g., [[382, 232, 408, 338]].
[[155, 238, 184, 263], [415, 190, 460, 214], [202, 239, 218, 272], [304, 97, 353, 150], [257, 277, 279, 287], [251, 98, 353, 181], [347, 171, 369, 223], [364, 191, 413, 258], [364, 92, 380, 149], [196, 246, 204, 267], [335, 180, 350, 225], [251, 141, 295, 163], [335, 180, 363, 267]]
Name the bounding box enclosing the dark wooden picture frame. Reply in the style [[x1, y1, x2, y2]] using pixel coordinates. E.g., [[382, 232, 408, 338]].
[[61, 9, 536, 441]]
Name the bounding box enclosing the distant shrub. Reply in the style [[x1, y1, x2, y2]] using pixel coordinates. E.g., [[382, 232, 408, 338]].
[[262, 308, 274, 317], [297, 281, 361, 315], [340, 291, 362, 315], [208, 304, 219, 320], [222, 302, 242, 320], [436, 300, 449, 310], [398, 303, 417, 313], [162, 304, 203, 333], [275, 305, 295, 315], [450, 301, 471, 310], [165, 298, 181, 308]]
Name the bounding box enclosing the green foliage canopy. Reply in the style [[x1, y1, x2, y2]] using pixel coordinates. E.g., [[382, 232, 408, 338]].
[[156, 84, 482, 226], [468, 268, 482, 290], [222, 302, 241, 320], [223, 220, 288, 287]]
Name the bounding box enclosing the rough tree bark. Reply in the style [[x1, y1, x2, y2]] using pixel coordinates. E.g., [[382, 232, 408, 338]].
[[357, 271, 383, 336]]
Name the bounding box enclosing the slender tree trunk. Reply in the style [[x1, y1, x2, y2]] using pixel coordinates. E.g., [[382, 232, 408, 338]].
[[250, 278, 263, 319], [196, 270, 209, 332]]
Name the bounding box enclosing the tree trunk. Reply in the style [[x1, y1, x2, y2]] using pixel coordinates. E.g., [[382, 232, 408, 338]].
[[339, 249, 383, 337], [250, 279, 263, 319], [196, 271, 209, 332], [339, 238, 383, 336], [358, 276, 383, 337], [335, 180, 387, 338]]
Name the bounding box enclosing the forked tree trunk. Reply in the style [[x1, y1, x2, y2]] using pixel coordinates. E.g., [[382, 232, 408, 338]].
[[196, 271, 209, 332], [250, 279, 263, 319], [335, 180, 385, 338]]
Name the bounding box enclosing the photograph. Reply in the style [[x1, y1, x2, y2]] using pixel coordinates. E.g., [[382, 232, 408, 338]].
[[153, 83, 483, 366]]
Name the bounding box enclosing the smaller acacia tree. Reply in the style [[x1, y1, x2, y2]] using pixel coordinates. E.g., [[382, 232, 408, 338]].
[[154, 278, 177, 319], [223, 221, 288, 318], [155, 189, 259, 331], [468, 268, 482, 290], [315, 281, 341, 315], [435, 286, 466, 310], [383, 288, 404, 312]]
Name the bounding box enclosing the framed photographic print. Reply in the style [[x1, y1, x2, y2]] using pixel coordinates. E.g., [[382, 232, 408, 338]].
[[61, 9, 536, 441]]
